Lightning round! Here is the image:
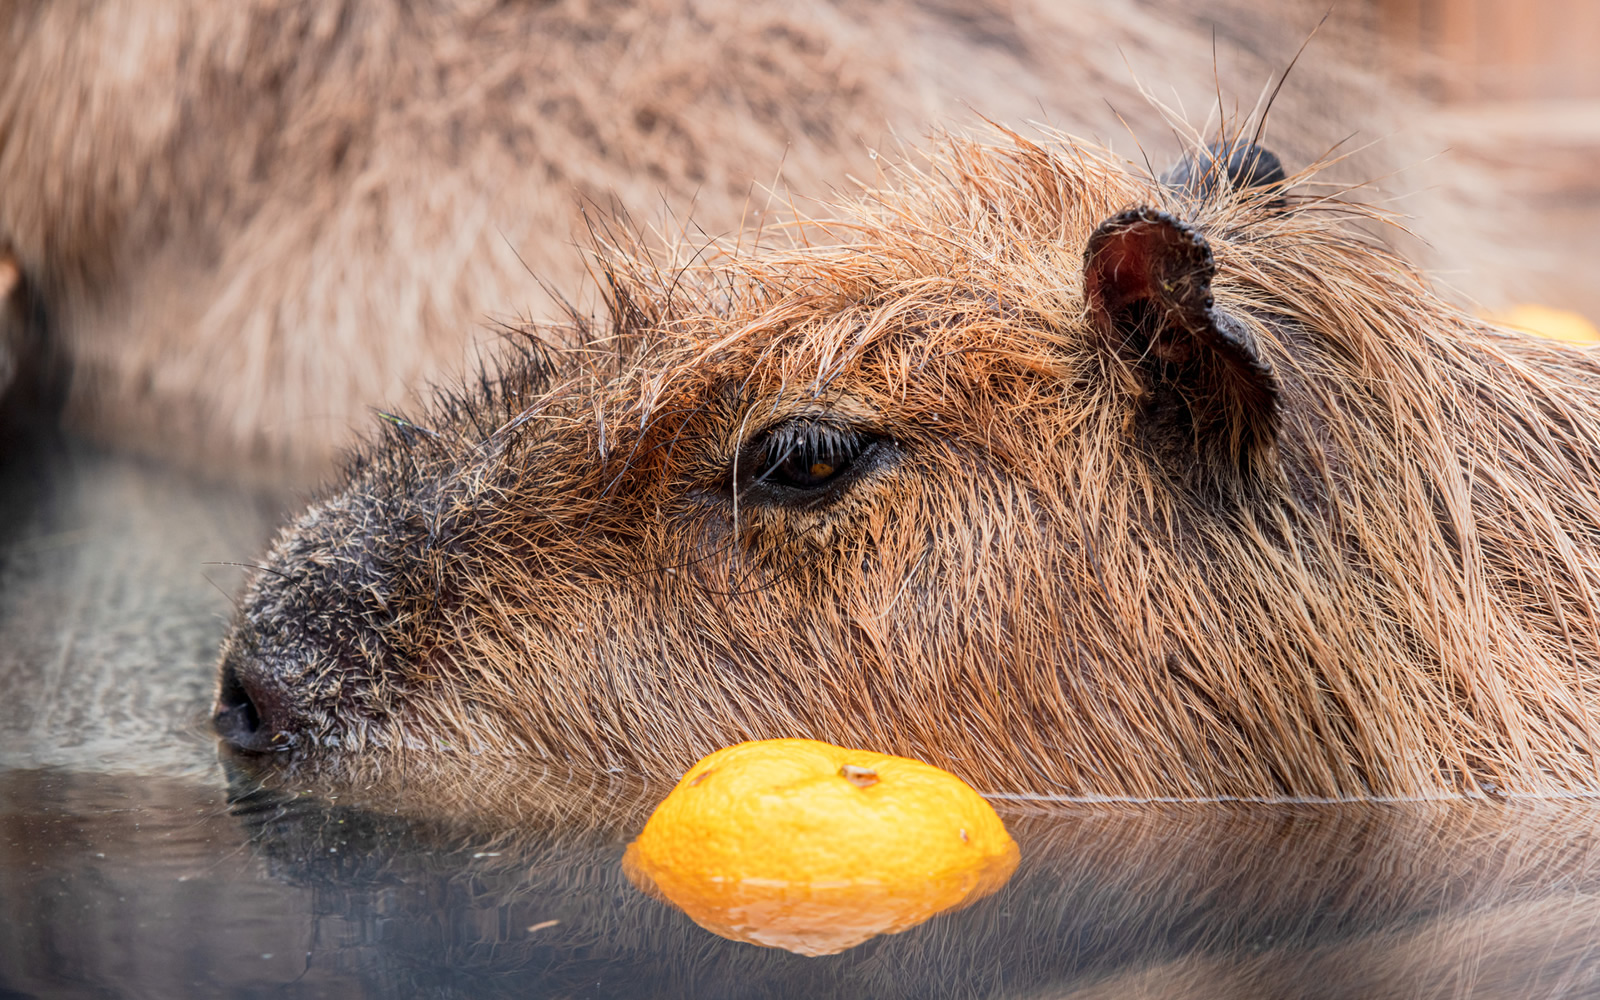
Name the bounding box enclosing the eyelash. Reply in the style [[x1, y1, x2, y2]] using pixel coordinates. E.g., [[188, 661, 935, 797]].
[[734, 420, 888, 506]]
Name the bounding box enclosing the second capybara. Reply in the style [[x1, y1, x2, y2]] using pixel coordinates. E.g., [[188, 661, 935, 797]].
[[0, 0, 1550, 477], [214, 128, 1600, 800]]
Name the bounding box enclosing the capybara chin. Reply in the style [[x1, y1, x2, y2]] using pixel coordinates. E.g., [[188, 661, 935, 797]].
[[215, 129, 1600, 801]]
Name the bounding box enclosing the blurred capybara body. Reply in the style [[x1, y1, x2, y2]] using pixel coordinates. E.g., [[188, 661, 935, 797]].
[[0, 0, 1538, 476], [217, 131, 1600, 800]]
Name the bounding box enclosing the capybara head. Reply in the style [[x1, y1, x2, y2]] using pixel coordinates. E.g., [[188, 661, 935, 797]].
[[215, 131, 1600, 800]]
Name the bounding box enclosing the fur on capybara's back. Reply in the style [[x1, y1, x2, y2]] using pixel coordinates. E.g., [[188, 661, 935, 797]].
[[216, 129, 1600, 800], [0, 0, 1544, 477]]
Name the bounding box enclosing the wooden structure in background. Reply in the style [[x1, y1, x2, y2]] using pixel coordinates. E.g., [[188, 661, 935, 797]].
[[1375, 0, 1600, 101], [1371, 0, 1599, 320]]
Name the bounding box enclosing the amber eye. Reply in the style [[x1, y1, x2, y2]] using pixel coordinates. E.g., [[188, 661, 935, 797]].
[[736, 419, 889, 505], [759, 428, 861, 491], [771, 454, 839, 490]]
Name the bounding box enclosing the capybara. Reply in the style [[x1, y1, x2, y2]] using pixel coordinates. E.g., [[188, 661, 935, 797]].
[[214, 127, 1600, 800], [0, 0, 1553, 477]]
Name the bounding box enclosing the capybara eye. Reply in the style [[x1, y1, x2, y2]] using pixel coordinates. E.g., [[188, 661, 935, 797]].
[[737, 419, 890, 506], [774, 454, 837, 489]]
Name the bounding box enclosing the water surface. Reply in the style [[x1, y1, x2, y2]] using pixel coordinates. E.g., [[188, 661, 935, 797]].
[[3, 439, 1599, 999]]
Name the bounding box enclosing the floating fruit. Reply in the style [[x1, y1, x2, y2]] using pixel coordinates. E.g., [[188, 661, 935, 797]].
[[623, 738, 1019, 956]]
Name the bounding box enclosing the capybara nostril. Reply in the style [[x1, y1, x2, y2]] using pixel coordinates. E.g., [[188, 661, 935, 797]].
[[213, 654, 289, 753]]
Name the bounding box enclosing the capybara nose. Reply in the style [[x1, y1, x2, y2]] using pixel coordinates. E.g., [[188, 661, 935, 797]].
[[214, 651, 296, 753]]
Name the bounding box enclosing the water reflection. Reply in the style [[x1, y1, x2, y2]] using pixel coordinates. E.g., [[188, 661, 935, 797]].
[[623, 833, 1019, 959], [3, 442, 1600, 997], [0, 435, 289, 777], [621, 741, 1021, 957], [8, 757, 1596, 999]]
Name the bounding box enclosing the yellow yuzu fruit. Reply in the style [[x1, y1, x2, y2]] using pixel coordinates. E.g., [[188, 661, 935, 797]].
[[1489, 304, 1600, 345], [623, 738, 1019, 956]]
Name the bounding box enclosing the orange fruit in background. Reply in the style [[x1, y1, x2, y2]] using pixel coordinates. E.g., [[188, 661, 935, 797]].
[[623, 738, 1019, 957], [1488, 304, 1600, 345]]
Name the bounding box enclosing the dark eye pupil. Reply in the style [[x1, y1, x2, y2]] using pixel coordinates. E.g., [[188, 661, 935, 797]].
[[773, 454, 839, 489], [751, 424, 870, 493]]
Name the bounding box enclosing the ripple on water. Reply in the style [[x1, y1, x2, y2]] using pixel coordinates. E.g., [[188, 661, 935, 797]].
[[4, 440, 1600, 998]]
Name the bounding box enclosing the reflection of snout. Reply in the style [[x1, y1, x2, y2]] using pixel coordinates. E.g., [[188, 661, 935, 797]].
[[214, 651, 298, 753]]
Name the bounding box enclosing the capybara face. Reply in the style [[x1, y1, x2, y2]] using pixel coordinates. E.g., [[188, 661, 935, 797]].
[[216, 134, 1600, 800]]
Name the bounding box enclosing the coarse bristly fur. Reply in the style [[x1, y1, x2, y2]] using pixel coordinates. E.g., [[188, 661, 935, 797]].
[[216, 128, 1600, 801]]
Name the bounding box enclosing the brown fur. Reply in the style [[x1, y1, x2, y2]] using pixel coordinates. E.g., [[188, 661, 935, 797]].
[[0, 0, 1541, 478], [217, 129, 1600, 800]]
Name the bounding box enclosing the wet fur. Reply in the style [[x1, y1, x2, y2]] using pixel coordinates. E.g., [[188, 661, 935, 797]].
[[222, 131, 1600, 799]]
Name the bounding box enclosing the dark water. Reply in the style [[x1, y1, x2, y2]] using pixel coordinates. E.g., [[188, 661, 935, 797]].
[[4, 439, 1600, 999]]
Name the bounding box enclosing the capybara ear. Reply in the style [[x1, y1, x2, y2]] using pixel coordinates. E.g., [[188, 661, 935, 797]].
[[0, 254, 18, 421], [0, 249, 64, 439], [1161, 139, 1288, 208], [1083, 207, 1278, 473]]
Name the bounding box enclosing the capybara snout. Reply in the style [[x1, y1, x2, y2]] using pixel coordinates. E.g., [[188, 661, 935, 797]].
[[218, 132, 1600, 800]]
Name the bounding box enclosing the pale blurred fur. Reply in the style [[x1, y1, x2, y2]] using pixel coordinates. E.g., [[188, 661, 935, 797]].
[[0, 0, 1530, 478]]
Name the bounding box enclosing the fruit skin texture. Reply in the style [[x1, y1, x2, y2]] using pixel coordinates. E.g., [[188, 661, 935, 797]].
[[623, 738, 1019, 956]]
